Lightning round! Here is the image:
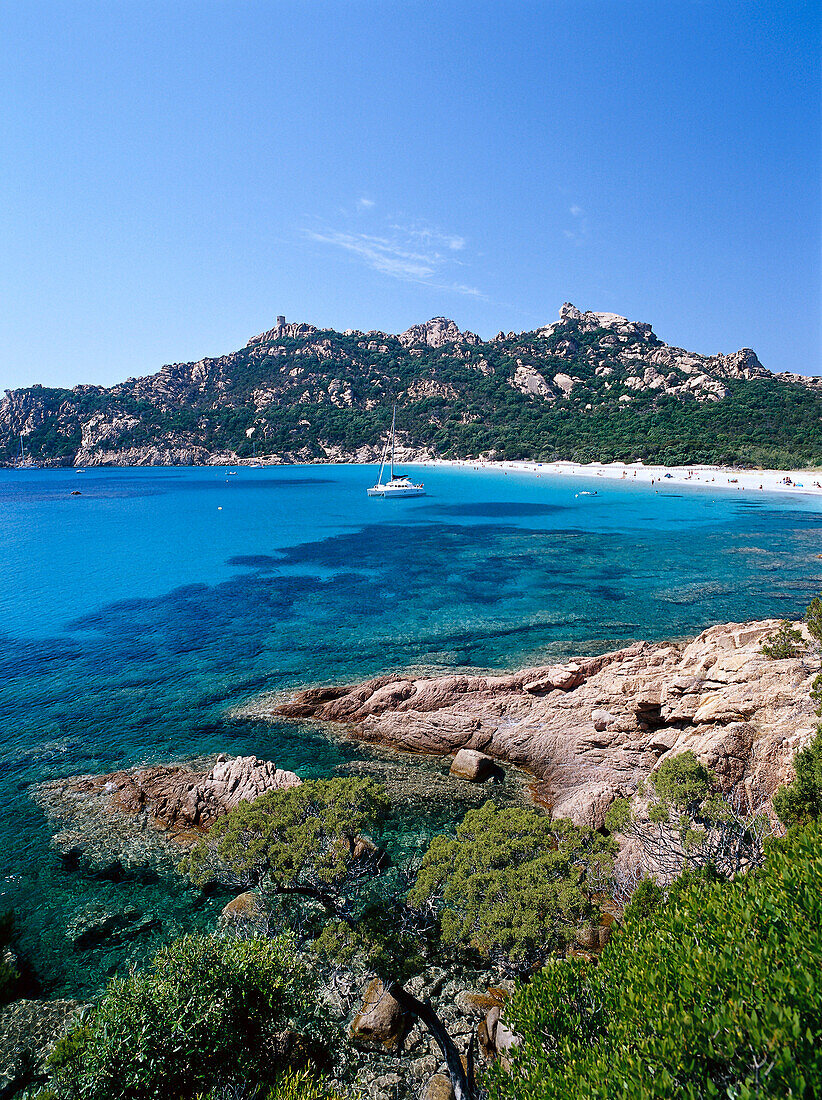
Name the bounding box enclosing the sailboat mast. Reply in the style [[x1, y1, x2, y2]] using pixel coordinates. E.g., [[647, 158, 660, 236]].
[[390, 406, 396, 479], [376, 437, 388, 485]]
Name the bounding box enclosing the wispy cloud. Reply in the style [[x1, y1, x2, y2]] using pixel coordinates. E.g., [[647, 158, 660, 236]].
[[564, 204, 589, 245], [390, 223, 466, 252], [304, 230, 438, 280], [303, 207, 483, 297]]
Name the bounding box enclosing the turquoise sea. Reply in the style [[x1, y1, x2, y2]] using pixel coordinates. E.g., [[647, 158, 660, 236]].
[[1, 463, 821, 996]]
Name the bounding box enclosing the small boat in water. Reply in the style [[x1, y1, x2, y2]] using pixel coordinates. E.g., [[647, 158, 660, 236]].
[[367, 407, 425, 498]]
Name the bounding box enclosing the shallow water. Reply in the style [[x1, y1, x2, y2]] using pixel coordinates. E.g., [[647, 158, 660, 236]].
[[1, 463, 820, 995]]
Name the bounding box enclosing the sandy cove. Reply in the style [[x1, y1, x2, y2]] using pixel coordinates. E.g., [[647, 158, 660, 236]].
[[408, 459, 822, 497]]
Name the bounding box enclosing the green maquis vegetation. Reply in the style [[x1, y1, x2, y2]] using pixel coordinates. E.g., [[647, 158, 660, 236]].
[[185, 777, 615, 1100], [408, 803, 615, 971], [769, 595, 822, 827], [773, 733, 822, 826], [3, 316, 822, 468], [185, 776, 392, 901], [489, 821, 822, 1100], [760, 620, 805, 660], [604, 750, 777, 882], [40, 934, 332, 1100], [186, 779, 614, 979]]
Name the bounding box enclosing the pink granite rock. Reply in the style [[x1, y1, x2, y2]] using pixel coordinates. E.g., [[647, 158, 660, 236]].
[[249, 620, 818, 828]]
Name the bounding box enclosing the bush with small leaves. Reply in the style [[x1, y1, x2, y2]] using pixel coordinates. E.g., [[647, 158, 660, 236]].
[[806, 595, 822, 644], [761, 620, 804, 659], [185, 777, 391, 898], [409, 801, 616, 973], [773, 729, 822, 827], [262, 1070, 339, 1100], [489, 821, 822, 1100], [648, 751, 711, 811], [605, 753, 778, 887], [621, 878, 663, 921], [43, 934, 322, 1100], [193, 1070, 339, 1100]]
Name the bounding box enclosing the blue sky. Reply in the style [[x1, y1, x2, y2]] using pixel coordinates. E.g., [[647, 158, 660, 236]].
[[1, 0, 819, 390]]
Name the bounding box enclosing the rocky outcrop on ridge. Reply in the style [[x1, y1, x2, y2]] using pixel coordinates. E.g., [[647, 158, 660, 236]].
[[398, 317, 482, 349], [35, 754, 300, 874], [261, 621, 819, 829], [3, 303, 820, 468]]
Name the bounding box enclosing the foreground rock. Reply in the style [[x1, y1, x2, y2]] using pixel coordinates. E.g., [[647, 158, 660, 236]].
[[421, 1074, 455, 1100], [313, 955, 515, 1100], [350, 979, 409, 1051], [220, 891, 268, 925], [34, 754, 301, 875], [449, 749, 495, 782], [255, 621, 819, 828]]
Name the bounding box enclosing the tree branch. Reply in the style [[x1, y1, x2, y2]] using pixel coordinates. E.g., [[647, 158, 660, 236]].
[[386, 980, 478, 1100]]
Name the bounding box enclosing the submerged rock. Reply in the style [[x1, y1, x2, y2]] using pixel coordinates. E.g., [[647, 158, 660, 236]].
[[0, 998, 88, 1098], [66, 905, 161, 949]]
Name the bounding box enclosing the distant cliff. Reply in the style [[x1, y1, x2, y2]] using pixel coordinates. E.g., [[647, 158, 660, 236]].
[[3, 304, 821, 468]]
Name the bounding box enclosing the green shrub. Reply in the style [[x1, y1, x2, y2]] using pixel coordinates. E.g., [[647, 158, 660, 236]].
[[194, 1069, 338, 1100], [409, 801, 616, 971], [263, 1070, 339, 1100], [761, 620, 804, 659], [773, 730, 822, 827], [185, 776, 390, 894], [620, 877, 663, 921], [806, 596, 822, 644], [489, 822, 822, 1100], [45, 934, 321, 1100], [648, 750, 711, 811]]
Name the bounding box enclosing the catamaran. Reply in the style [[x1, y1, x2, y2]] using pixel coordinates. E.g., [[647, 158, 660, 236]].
[[367, 407, 426, 498]]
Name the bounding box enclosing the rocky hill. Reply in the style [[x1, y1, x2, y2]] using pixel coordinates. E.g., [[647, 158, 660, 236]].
[[3, 303, 821, 467]]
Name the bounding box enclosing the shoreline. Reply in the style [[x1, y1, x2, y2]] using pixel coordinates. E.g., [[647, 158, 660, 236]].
[[408, 458, 822, 497], [247, 618, 819, 828], [5, 456, 822, 498]]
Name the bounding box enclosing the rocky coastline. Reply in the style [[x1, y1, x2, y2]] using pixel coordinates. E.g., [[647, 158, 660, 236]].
[[242, 619, 819, 829], [16, 617, 819, 1100], [34, 754, 301, 877], [32, 618, 818, 879]]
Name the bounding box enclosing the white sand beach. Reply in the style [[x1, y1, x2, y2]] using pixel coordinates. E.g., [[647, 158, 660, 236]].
[[419, 459, 822, 497]]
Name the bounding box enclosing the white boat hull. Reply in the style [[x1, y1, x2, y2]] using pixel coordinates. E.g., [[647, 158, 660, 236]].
[[368, 483, 426, 498]]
